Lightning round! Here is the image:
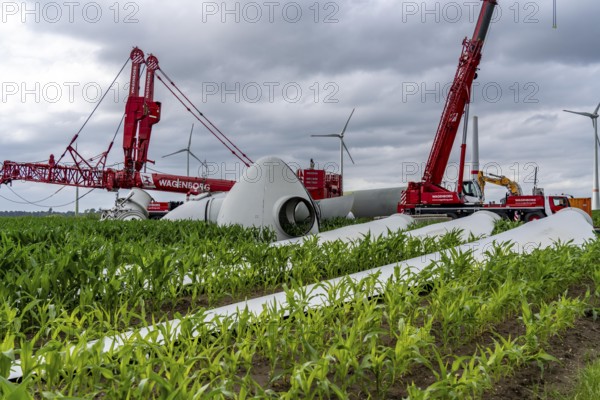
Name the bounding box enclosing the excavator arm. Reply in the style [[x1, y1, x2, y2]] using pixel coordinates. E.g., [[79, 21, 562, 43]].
[[477, 171, 523, 197]]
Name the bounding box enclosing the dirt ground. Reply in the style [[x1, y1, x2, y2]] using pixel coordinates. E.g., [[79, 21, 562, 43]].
[[391, 283, 600, 399], [486, 313, 600, 399], [396, 285, 600, 399], [374, 309, 600, 399]]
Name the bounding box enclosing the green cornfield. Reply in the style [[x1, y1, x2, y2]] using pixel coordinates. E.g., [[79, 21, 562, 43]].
[[0, 216, 598, 398]]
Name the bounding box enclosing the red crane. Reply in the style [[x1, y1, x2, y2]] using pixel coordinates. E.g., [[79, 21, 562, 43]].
[[398, 1, 571, 221], [0, 48, 240, 195], [399, 0, 497, 210]]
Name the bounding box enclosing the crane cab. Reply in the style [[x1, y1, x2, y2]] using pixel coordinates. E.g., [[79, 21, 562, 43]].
[[461, 179, 484, 204]]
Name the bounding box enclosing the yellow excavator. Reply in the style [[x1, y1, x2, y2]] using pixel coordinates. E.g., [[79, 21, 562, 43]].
[[477, 171, 523, 200]]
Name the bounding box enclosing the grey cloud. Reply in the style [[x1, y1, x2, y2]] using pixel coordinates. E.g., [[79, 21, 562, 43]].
[[1, 0, 600, 211]]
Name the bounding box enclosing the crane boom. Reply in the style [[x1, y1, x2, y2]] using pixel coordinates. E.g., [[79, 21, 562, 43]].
[[121, 49, 162, 179], [135, 54, 161, 173], [122, 48, 145, 178], [0, 161, 235, 193], [394, 1, 569, 223], [423, 0, 496, 185], [400, 0, 497, 209], [0, 47, 238, 197]]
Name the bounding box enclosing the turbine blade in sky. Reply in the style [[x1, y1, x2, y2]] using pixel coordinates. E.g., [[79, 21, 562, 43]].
[[189, 151, 207, 167], [343, 140, 355, 164], [340, 108, 355, 137], [187, 124, 194, 149], [162, 149, 187, 158], [564, 110, 596, 118]]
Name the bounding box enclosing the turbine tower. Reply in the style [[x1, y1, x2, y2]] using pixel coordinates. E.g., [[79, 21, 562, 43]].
[[564, 102, 600, 210], [162, 124, 206, 177], [311, 108, 356, 193]]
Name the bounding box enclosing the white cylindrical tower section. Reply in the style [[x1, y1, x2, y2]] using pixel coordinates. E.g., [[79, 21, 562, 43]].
[[471, 115, 480, 182], [593, 118, 599, 210]]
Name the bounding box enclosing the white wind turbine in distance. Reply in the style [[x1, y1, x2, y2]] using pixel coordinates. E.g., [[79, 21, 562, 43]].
[[310, 108, 356, 194], [563, 102, 600, 210], [162, 124, 206, 177]]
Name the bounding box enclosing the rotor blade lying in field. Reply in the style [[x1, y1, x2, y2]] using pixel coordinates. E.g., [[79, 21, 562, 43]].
[[191, 210, 594, 326], [274, 210, 499, 246], [8, 209, 593, 381]]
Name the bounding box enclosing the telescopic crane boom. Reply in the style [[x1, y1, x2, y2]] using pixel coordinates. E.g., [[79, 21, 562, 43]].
[[400, 0, 497, 209], [397, 2, 571, 222]]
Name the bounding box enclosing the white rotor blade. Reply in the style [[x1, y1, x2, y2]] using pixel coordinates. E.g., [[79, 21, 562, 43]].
[[342, 140, 355, 164], [189, 151, 208, 168], [564, 109, 596, 118], [340, 108, 355, 137], [594, 102, 600, 115], [187, 124, 194, 149], [162, 148, 187, 158], [311, 134, 340, 138]]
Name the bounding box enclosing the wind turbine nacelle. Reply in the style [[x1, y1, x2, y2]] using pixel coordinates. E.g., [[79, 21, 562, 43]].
[[126, 188, 153, 211], [217, 156, 320, 240], [100, 188, 152, 220], [162, 192, 226, 222]]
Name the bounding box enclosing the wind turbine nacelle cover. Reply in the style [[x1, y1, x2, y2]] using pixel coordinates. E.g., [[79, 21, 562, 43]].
[[217, 156, 320, 240], [100, 188, 152, 220], [123, 188, 153, 215]]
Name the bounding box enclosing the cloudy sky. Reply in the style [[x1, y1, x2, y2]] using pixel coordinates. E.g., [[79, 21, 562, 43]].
[[1, 0, 599, 211]]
